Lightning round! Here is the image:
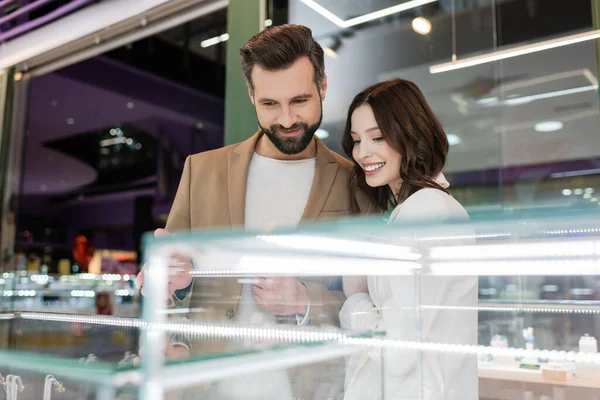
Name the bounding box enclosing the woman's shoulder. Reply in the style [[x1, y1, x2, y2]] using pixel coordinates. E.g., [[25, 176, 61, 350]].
[[391, 188, 468, 222]]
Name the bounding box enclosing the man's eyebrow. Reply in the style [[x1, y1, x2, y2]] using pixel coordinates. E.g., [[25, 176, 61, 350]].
[[292, 94, 312, 100], [257, 97, 277, 103]]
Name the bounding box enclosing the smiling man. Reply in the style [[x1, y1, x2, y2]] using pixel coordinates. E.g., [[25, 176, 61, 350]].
[[142, 24, 374, 331]]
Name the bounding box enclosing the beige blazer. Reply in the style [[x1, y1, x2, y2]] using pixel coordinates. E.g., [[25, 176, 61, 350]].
[[164, 131, 373, 328]]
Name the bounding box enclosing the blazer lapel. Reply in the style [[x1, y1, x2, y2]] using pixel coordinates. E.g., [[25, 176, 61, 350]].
[[228, 132, 261, 227], [301, 138, 339, 222]]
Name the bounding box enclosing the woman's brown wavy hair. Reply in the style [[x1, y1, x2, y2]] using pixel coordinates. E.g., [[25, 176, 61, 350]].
[[342, 79, 450, 213]]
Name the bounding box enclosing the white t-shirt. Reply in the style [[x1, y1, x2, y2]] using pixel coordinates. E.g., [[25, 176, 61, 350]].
[[235, 153, 316, 325], [208, 153, 316, 400], [244, 152, 315, 231]]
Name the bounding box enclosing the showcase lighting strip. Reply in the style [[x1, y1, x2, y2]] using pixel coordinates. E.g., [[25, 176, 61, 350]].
[[422, 305, 600, 315], [430, 29, 600, 74], [182, 256, 422, 277], [430, 260, 600, 276], [19, 312, 600, 368], [418, 233, 511, 242], [542, 228, 600, 235], [297, 0, 438, 28], [429, 239, 600, 261], [257, 234, 421, 261]]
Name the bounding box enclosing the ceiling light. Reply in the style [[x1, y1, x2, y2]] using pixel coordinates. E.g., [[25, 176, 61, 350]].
[[67, 118, 75, 125], [315, 129, 329, 139], [298, 0, 438, 28], [430, 29, 600, 74], [574, 188, 584, 195], [322, 37, 341, 59], [447, 134, 461, 146], [562, 189, 572, 196], [201, 33, 229, 48], [585, 188, 594, 194], [505, 85, 598, 106], [323, 47, 338, 59], [126, 102, 135, 109], [534, 121, 563, 132], [412, 17, 432, 35], [592, 198, 599, 202], [584, 193, 592, 199], [264, 19, 272, 27], [552, 168, 600, 178], [476, 97, 500, 106], [135, 143, 142, 150], [479, 85, 598, 108]]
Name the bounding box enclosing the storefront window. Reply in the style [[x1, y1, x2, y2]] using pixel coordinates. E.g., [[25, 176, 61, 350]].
[[289, 0, 600, 213]]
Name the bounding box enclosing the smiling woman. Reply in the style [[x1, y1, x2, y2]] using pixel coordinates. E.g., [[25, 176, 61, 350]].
[[342, 78, 450, 212]]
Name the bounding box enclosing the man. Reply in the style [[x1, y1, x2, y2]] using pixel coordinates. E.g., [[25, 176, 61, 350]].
[[139, 24, 373, 328]]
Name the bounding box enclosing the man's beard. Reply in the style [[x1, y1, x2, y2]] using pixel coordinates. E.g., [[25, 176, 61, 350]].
[[257, 106, 323, 155]]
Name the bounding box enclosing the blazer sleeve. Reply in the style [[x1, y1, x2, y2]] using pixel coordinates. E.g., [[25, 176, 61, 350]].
[[164, 156, 194, 310], [166, 155, 193, 233]]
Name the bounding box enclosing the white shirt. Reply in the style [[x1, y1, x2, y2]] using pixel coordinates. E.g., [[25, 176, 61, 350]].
[[340, 174, 479, 400], [208, 154, 316, 400], [244, 152, 315, 231], [235, 153, 316, 325]]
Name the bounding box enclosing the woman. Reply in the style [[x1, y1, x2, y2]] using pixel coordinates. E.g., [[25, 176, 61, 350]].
[[339, 79, 478, 399]]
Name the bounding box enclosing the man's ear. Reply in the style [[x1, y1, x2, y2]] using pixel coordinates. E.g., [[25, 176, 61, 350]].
[[248, 88, 255, 105], [320, 74, 328, 101]]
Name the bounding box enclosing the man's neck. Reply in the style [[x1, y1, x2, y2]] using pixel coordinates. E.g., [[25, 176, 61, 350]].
[[254, 133, 317, 160]]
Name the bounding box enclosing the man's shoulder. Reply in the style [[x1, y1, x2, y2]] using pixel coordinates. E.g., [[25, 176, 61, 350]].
[[187, 142, 240, 166], [317, 140, 353, 169], [328, 149, 354, 172]]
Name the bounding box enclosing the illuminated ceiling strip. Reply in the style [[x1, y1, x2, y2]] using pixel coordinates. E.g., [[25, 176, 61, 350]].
[[200, 32, 229, 48], [504, 84, 598, 105], [502, 69, 597, 92], [494, 108, 599, 133], [430, 29, 600, 74], [551, 168, 600, 179], [298, 0, 438, 28]]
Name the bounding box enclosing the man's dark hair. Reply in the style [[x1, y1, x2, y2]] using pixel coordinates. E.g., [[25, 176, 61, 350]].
[[240, 24, 325, 91]]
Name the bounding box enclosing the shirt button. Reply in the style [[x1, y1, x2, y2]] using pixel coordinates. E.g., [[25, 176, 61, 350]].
[[226, 308, 234, 319]]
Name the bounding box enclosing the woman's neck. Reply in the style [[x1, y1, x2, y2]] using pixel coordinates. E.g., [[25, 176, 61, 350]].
[[388, 179, 402, 202]]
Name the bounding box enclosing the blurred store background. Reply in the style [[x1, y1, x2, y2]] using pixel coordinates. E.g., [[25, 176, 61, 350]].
[[0, 0, 599, 320]]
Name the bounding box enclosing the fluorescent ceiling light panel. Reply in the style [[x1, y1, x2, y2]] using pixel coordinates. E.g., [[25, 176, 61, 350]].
[[430, 29, 600, 74], [298, 0, 438, 28], [201, 33, 229, 48]]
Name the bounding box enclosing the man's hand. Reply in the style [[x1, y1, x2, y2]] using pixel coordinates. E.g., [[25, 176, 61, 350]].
[[342, 276, 368, 298], [135, 229, 194, 299], [133, 343, 191, 366], [252, 277, 308, 316]]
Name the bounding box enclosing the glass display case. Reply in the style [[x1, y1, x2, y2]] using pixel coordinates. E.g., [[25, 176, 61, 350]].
[[0, 273, 138, 316], [2, 211, 600, 399]]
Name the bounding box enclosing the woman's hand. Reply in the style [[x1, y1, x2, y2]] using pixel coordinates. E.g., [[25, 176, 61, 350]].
[[343, 276, 369, 297]]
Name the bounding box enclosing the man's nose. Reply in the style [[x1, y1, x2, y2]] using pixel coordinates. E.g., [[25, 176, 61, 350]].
[[278, 107, 297, 128]]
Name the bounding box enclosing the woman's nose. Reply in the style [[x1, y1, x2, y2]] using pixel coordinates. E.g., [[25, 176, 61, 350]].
[[357, 141, 372, 160]]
